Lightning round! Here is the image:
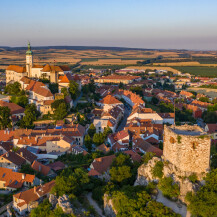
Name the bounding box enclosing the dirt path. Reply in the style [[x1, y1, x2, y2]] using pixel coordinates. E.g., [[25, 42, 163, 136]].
[[86, 193, 105, 217]]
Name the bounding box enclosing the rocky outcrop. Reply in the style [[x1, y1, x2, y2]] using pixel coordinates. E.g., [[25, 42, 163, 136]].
[[135, 157, 160, 186], [49, 194, 58, 208], [104, 194, 117, 217], [57, 194, 74, 214]]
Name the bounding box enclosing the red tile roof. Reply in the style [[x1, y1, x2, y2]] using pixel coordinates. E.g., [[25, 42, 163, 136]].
[[0, 101, 25, 115], [31, 160, 51, 176], [1, 151, 26, 166], [6, 65, 26, 73], [99, 95, 122, 105]]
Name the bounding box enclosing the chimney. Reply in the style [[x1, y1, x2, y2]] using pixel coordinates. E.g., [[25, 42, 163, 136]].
[[20, 152, 23, 157], [22, 174, 25, 179], [34, 186, 37, 193]]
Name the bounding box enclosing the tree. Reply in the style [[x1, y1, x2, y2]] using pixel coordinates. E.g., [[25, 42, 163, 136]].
[[53, 103, 68, 120], [103, 126, 112, 139], [0, 106, 12, 129], [142, 152, 156, 165], [49, 83, 59, 94], [88, 123, 96, 138], [21, 104, 39, 128], [202, 111, 217, 123], [186, 169, 217, 217], [84, 134, 92, 152], [151, 96, 159, 105], [61, 87, 69, 97], [93, 133, 105, 146], [110, 165, 132, 183], [152, 161, 164, 179], [5, 82, 21, 95], [51, 99, 66, 110], [14, 95, 28, 108], [158, 177, 180, 199], [69, 80, 79, 100]]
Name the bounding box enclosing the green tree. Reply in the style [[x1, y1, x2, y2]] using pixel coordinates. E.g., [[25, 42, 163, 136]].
[[61, 87, 69, 97], [0, 106, 12, 129], [69, 80, 79, 100], [110, 165, 132, 183], [5, 82, 21, 95], [84, 134, 92, 152], [88, 123, 96, 138], [186, 169, 217, 217], [49, 83, 59, 94], [152, 161, 164, 179], [16, 95, 28, 108], [142, 152, 156, 165], [103, 126, 112, 139], [93, 132, 105, 146], [151, 96, 159, 105], [158, 177, 180, 199], [53, 103, 68, 120], [21, 104, 39, 128]]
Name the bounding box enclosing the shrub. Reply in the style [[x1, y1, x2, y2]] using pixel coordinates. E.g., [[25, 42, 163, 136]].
[[177, 135, 182, 144], [152, 161, 164, 179], [158, 177, 180, 199], [188, 173, 198, 183]]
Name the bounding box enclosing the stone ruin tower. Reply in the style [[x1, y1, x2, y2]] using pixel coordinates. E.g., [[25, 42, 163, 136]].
[[163, 124, 211, 178]]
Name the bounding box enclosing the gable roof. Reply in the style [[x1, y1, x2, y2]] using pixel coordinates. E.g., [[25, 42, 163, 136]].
[[0, 167, 35, 189], [47, 161, 65, 171], [6, 65, 26, 73], [0, 100, 25, 115], [31, 160, 51, 176], [13, 180, 55, 205], [99, 95, 122, 105], [207, 124, 217, 134], [16, 147, 37, 163], [59, 73, 74, 83], [1, 151, 26, 166]]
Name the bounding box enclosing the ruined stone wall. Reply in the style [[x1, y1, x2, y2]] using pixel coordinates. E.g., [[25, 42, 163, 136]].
[[163, 125, 211, 176]]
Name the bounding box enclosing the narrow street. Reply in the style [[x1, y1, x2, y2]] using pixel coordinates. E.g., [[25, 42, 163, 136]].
[[86, 193, 105, 217], [116, 104, 131, 132]]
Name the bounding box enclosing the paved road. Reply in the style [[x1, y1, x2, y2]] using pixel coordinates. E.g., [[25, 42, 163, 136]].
[[86, 193, 105, 217], [116, 105, 131, 132]]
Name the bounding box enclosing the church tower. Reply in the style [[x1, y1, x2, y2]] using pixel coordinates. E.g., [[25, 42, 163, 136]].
[[26, 42, 33, 77]]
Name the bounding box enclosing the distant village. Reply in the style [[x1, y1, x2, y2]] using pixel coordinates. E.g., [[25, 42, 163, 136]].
[[0, 43, 217, 217]]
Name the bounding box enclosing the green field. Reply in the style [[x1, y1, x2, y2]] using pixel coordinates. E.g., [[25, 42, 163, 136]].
[[172, 66, 217, 77]]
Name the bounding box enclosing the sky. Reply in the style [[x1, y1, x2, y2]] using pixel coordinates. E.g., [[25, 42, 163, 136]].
[[1, 0, 217, 50]]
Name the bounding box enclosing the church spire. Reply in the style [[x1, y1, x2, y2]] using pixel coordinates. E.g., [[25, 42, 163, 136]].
[[26, 42, 32, 55]]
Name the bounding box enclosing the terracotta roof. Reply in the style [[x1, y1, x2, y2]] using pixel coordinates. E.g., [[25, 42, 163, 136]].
[[96, 144, 110, 154], [16, 147, 37, 163], [26, 80, 53, 97], [43, 100, 54, 105], [99, 95, 122, 105], [6, 65, 26, 73], [31, 160, 51, 176], [108, 130, 129, 144], [0, 167, 35, 189], [1, 151, 26, 166], [207, 124, 217, 134], [0, 100, 25, 115], [0, 142, 13, 152], [123, 150, 142, 162], [20, 76, 31, 84], [180, 90, 193, 97], [89, 155, 116, 175], [59, 65, 71, 71], [133, 136, 163, 157], [47, 161, 65, 171], [41, 64, 64, 72], [32, 64, 43, 68], [59, 73, 74, 83], [13, 180, 55, 205]]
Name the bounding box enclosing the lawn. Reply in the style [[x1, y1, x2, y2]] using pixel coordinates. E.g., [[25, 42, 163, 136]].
[[172, 66, 217, 77]]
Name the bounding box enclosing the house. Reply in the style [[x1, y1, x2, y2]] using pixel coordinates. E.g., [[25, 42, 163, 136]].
[[88, 155, 116, 180], [0, 142, 13, 155], [6, 65, 27, 84], [20, 76, 31, 89], [13, 180, 55, 215], [96, 144, 110, 154], [0, 167, 40, 191], [205, 124, 217, 140], [179, 90, 193, 98], [0, 100, 25, 121], [16, 147, 37, 164], [25, 80, 54, 111], [31, 160, 56, 177], [132, 136, 163, 157], [40, 100, 55, 114], [47, 161, 65, 172], [46, 136, 74, 154], [107, 130, 130, 152], [70, 144, 88, 155], [123, 150, 142, 163], [95, 75, 141, 84], [158, 113, 175, 125], [191, 100, 212, 111], [0, 151, 26, 170], [97, 95, 123, 111]]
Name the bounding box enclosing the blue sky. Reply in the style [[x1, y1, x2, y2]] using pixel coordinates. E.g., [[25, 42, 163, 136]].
[[1, 0, 217, 49]]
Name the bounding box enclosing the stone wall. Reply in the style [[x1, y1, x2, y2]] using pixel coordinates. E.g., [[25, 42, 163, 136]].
[[163, 125, 211, 176]]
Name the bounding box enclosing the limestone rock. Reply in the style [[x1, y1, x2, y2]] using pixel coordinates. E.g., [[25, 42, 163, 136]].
[[58, 194, 73, 214], [104, 194, 117, 217], [49, 194, 58, 207]]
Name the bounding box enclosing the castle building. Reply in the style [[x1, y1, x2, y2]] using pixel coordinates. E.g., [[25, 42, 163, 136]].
[[6, 43, 71, 84], [163, 125, 211, 176]]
